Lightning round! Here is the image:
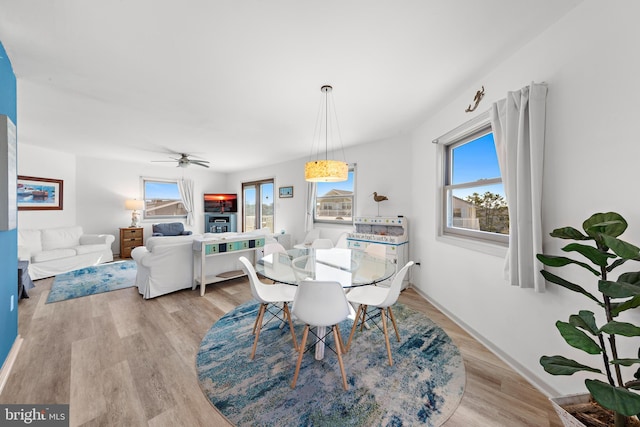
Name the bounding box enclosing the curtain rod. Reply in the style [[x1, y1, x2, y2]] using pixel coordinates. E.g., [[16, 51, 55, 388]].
[[432, 109, 490, 144]]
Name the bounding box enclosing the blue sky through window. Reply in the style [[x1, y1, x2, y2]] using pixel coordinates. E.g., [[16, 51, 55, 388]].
[[317, 170, 354, 197], [145, 181, 181, 199], [451, 132, 505, 200]]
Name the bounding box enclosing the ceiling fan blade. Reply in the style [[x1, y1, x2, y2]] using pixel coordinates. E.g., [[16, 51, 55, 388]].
[[191, 162, 210, 168]]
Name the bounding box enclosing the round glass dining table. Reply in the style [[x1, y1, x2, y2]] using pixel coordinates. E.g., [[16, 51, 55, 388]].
[[255, 247, 396, 288], [255, 247, 396, 360]]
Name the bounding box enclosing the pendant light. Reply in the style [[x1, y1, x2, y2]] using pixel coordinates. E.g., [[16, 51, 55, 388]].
[[304, 85, 348, 182]]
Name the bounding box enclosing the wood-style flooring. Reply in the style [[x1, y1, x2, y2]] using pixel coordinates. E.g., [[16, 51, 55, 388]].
[[1, 272, 564, 426]]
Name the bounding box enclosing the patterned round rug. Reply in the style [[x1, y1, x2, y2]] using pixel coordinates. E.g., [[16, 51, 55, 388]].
[[197, 300, 465, 426]]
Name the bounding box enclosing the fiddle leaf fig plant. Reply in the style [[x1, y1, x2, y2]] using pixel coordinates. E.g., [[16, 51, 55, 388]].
[[538, 212, 640, 425]]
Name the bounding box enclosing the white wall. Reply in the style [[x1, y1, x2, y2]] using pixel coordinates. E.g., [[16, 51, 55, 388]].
[[18, 146, 227, 254], [410, 0, 640, 396], [18, 144, 77, 228], [226, 133, 412, 246]]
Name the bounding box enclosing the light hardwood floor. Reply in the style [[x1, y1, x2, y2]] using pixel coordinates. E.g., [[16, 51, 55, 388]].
[[1, 274, 564, 426]]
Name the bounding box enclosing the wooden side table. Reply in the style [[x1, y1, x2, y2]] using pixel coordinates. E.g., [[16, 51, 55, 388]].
[[120, 227, 143, 258]]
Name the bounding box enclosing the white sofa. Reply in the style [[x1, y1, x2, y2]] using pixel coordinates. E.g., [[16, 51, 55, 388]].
[[18, 226, 116, 280], [132, 229, 276, 299]]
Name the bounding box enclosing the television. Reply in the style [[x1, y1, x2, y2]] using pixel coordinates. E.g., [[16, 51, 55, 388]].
[[204, 193, 238, 213]]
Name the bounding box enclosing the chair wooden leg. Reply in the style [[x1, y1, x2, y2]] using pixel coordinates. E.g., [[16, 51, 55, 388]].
[[334, 325, 348, 390], [359, 305, 368, 332], [334, 323, 346, 354], [388, 305, 400, 342], [283, 303, 298, 351], [381, 308, 393, 366], [252, 303, 265, 335], [250, 304, 267, 360], [291, 325, 309, 389], [346, 304, 363, 351]]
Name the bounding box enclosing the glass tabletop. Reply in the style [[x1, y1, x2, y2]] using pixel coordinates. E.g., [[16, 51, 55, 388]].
[[255, 247, 396, 287]]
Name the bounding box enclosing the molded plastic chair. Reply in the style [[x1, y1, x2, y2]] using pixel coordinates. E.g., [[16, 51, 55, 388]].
[[291, 280, 351, 390], [239, 257, 298, 359], [311, 238, 334, 249], [345, 261, 414, 366], [302, 229, 321, 246], [335, 232, 350, 249]]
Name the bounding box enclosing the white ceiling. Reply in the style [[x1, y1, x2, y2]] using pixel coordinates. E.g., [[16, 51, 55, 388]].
[[0, 1, 582, 173]]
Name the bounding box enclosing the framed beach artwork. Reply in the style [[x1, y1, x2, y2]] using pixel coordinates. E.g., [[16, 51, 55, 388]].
[[17, 176, 64, 210], [279, 186, 293, 198]]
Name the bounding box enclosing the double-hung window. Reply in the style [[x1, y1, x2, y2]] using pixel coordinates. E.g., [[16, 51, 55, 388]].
[[142, 178, 187, 220], [313, 166, 356, 224], [442, 120, 508, 245]]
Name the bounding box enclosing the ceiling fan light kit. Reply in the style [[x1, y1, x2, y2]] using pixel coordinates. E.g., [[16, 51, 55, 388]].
[[305, 85, 348, 182]]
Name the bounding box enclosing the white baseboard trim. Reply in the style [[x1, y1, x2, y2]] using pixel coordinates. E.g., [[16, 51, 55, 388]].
[[410, 286, 560, 398], [0, 335, 23, 396]]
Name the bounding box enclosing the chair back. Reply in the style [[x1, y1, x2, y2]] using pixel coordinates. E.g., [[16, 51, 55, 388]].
[[239, 256, 266, 303], [264, 242, 286, 256], [311, 238, 334, 249], [292, 280, 350, 327], [379, 261, 414, 308], [303, 229, 321, 245], [335, 232, 349, 249]]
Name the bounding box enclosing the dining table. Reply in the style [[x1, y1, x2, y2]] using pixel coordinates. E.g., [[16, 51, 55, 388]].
[[255, 247, 396, 359]]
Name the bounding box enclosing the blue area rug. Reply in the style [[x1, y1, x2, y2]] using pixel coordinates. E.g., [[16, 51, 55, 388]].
[[46, 261, 137, 303], [197, 300, 466, 426]]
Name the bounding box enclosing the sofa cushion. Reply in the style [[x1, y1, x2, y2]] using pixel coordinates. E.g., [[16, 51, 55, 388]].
[[74, 244, 108, 255], [41, 226, 83, 250], [18, 229, 43, 253], [152, 222, 192, 236], [32, 248, 77, 263]]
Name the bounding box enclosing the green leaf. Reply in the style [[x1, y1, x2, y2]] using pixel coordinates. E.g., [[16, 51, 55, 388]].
[[586, 379, 640, 417], [611, 358, 640, 366], [561, 243, 614, 267], [607, 258, 629, 272], [568, 311, 598, 335], [550, 226, 590, 240], [540, 355, 601, 375], [599, 278, 640, 299], [557, 321, 602, 354], [602, 235, 640, 260], [600, 321, 640, 337], [536, 254, 600, 275], [583, 212, 628, 239], [540, 270, 601, 304], [611, 294, 640, 317]]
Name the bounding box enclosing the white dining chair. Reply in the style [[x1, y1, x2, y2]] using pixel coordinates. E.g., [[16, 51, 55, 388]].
[[335, 232, 350, 249], [291, 280, 351, 390], [345, 261, 414, 366], [264, 242, 286, 257], [239, 256, 298, 359], [311, 238, 334, 249]]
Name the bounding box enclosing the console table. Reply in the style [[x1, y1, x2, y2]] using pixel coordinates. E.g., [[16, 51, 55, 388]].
[[192, 235, 265, 296]]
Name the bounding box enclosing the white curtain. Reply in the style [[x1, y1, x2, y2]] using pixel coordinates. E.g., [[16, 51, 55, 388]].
[[305, 182, 316, 232], [490, 82, 548, 292], [178, 178, 195, 226]]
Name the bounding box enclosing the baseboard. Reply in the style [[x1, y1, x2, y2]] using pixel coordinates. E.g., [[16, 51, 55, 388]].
[[0, 335, 23, 396], [410, 287, 560, 398]]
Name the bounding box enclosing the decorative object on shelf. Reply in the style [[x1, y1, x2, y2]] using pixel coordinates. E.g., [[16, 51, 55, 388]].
[[465, 85, 485, 113], [279, 186, 293, 198], [17, 175, 63, 211], [372, 192, 388, 216], [125, 199, 144, 227], [304, 85, 348, 182], [151, 152, 210, 168], [537, 212, 640, 426]]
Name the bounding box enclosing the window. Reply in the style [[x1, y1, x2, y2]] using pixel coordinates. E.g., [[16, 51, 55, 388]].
[[314, 166, 356, 224], [242, 179, 274, 232], [142, 178, 187, 220], [442, 122, 508, 245]]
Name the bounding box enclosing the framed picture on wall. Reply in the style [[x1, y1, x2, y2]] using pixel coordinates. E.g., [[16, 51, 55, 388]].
[[17, 176, 64, 210], [279, 186, 293, 198]]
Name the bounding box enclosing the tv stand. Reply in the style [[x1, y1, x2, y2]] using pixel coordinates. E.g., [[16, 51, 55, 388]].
[[204, 213, 237, 233]]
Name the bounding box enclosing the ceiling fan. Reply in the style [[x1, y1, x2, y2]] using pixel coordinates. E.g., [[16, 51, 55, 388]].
[[152, 153, 210, 168]]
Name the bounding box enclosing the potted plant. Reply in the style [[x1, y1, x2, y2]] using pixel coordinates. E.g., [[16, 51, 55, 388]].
[[538, 212, 640, 427]]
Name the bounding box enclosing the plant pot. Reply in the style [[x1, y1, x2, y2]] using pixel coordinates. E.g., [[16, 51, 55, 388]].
[[550, 393, 590, 427]]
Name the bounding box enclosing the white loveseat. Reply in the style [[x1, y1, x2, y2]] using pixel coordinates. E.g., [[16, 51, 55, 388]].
[[131, 229, 275, 299], [18, 226, 116, 280]]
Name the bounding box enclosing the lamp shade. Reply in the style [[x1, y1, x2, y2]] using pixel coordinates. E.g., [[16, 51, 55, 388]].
[[305, 160, 348, 182], [125, 199, 144, 210]]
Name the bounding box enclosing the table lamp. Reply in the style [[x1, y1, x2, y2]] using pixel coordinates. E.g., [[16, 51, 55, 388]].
[[125, 199, 144, 227]]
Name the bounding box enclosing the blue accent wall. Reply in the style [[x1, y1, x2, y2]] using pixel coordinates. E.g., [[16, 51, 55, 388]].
[[0, 40, 18, 368]]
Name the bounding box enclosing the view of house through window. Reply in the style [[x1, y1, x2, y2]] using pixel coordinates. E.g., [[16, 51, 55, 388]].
[[242, 179, 274, 232], [142, 178, 187, 219], [314, 167, 355, 223], [444, 127, 508, 244]]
